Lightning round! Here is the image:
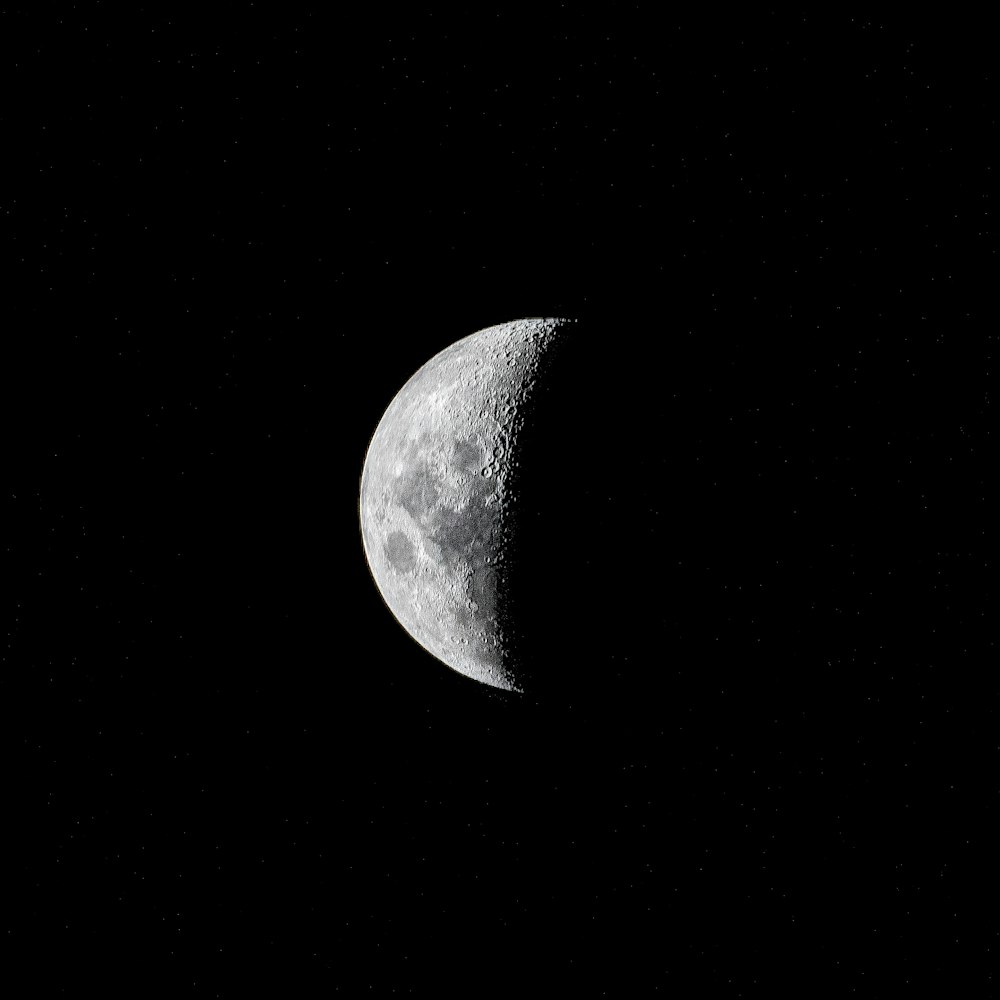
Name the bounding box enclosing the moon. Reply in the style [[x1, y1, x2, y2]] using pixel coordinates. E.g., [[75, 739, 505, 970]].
[[359, 317, 571, 691]]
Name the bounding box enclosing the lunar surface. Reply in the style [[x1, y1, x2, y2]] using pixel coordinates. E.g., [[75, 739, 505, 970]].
[[359, 317, 571, 691]]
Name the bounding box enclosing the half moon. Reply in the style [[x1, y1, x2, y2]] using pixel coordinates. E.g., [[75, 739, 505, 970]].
[[358, 317, 571, 691]]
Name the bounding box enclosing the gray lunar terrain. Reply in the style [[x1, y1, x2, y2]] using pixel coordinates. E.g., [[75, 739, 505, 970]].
[[359, 317, 570, 691]]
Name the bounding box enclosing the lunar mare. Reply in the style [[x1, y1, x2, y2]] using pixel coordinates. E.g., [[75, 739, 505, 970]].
[[359, 318, 570, 691]]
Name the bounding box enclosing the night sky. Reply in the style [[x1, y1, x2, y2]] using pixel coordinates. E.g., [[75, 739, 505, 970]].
[[4, 8, 996, 996]]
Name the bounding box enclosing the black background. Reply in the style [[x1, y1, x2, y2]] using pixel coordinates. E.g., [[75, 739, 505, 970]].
[[3, 8, 996, 996]]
